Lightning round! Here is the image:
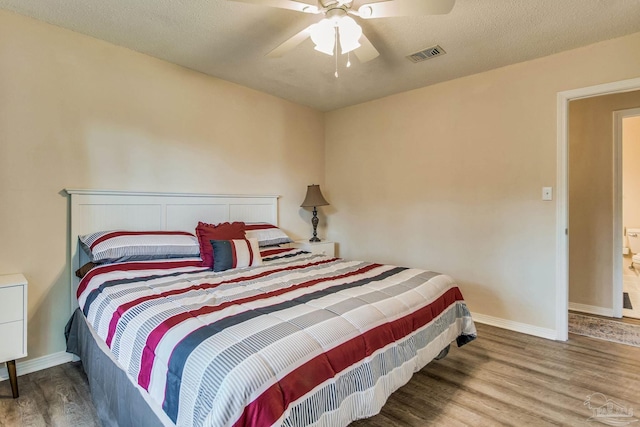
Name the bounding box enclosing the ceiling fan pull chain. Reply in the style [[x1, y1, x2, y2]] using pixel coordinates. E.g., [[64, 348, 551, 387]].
[[334, 26, 339, 78], [347, 52, 351, 68]]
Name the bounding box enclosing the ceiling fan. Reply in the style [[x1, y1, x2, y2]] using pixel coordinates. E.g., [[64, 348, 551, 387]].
[[227, 0, 455, 64]]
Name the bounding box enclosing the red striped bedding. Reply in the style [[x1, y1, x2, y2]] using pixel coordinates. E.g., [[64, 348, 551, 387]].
[[77, 249, 476, 427]]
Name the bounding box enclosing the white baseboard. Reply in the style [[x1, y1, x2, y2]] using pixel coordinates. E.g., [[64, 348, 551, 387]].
[[471, 312, 558, 340], [568, 302, 614, 317], [0, 351, 75, 381]]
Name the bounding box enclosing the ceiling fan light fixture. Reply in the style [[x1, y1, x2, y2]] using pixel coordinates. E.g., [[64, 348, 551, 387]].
[[337, 16, 362, 54], [310, 19, 336, 55], [310, 15, 362, 56]]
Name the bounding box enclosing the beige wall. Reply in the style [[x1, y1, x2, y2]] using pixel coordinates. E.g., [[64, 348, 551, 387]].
[[0, 10, 325, 361], [326, 32, 640, 330], [623, 116, 640, 239], [569, 92, 640, 309], [2, 8, 640, 364]]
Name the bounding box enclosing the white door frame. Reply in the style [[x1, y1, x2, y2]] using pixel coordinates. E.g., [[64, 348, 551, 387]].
[[557, 77, 640, 340], [614, 107, 640, 318]]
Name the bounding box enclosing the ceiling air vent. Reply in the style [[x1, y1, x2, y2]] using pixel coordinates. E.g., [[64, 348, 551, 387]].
[[407, 45, 446, 63]]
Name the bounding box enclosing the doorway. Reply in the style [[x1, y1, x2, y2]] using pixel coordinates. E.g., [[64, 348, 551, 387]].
[[618, 109, 640, 319], [556, 78, 640, 341], [566, 91, 640, 321]]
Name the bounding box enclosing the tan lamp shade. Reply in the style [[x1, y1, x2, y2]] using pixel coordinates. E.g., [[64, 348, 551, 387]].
[[300, 185, 329, 207]]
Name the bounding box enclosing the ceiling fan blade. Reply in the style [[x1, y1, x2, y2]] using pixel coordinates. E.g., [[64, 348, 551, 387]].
[[266, 25, 313, 58], [354, 34, 379, 63], [227, 0, 319, 13], [357, 0, 455, 19]]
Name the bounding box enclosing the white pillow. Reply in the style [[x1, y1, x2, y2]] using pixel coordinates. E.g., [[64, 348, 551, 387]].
[[244, 223, 293, 247]]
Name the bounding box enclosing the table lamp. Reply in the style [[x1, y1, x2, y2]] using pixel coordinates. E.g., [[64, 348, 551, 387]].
[[300, 184, 329, 242]]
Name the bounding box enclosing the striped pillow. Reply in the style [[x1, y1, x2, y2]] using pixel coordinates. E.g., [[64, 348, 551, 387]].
[[79, 230, 200, 264], [210, 238, 262, 272], [245, 223, 293, 247]]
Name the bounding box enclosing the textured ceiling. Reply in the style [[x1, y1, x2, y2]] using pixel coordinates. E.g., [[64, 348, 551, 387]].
[[1, 0, 640, 111]]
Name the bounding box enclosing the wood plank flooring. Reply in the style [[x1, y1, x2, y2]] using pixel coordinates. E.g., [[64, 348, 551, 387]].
[[0, 361, 100, 427], [2, 323, 640, 426]]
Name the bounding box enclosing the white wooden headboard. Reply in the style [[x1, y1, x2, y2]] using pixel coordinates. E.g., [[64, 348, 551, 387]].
[[65, 189, 279, 312]]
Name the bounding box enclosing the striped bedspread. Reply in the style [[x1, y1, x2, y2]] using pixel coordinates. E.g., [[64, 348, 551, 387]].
[[77, 249, 476, 427]]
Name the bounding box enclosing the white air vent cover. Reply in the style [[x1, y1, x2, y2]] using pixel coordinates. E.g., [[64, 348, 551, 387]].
[[407, 45, 446, 63]]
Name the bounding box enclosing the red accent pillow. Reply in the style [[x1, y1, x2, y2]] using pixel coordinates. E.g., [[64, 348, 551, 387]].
[[195, 221, 246, 268]]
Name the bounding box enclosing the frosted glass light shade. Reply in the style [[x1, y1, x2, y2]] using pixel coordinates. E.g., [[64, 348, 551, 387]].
[[310, 19, 336, 56], [310, 16, 362, 56], [338, 16, 362, 54]]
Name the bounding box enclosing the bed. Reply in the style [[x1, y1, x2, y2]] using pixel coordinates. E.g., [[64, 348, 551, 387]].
[[64, 189, 476, 427]]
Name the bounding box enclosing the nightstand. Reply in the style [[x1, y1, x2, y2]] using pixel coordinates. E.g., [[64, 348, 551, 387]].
[[0, 274, 28, 398], [291, 240, 336, 257]]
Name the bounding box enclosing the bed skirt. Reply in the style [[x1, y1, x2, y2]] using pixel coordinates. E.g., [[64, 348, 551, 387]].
[[66, 308, 170, 427]]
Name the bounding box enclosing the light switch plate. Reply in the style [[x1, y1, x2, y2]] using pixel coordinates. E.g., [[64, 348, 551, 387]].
[[542, 187, 553, 201]]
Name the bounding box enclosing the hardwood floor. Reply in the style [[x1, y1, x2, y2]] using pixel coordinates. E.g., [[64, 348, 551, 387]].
[[355, 324, 640, 426], [2, 323, 639, 426], [0, 361, 100, 427]]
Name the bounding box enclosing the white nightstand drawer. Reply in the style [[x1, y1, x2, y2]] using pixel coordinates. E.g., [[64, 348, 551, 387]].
[[0, 321, 25, 361], [0, 286, 24, 324], [0, 274, 27, 398]]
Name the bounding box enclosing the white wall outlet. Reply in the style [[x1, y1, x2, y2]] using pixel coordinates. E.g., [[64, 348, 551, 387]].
[[542, 187, 553, 201]]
